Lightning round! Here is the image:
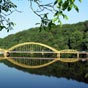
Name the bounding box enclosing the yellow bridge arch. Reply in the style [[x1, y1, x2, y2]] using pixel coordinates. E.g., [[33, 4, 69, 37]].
[[8, 42, 59, 53], [7, 42, 59, 68], [0, 42, 88, 68], [59, 49, 79, 62]]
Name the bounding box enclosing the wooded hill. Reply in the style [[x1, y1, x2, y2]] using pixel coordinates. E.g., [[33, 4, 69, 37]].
[[0, 21, 88, 51]]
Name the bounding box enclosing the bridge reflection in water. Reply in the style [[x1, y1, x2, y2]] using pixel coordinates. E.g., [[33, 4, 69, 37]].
[[0, 42, 88, 68]]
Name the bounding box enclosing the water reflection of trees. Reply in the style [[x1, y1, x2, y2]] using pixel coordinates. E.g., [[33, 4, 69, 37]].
[[0, 60, 88, 83]]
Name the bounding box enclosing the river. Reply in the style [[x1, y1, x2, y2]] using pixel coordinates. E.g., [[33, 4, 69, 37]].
[[0, 60, 88, 88]]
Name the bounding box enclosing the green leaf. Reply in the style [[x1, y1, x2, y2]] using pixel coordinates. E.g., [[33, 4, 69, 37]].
[[0, 0, 2, 3], [54, 11, 59, 16], [58, 0, 63, 7], [73, 4, 79, 12], [52, 17, 58, 23], [9, 22, 14, 26], [58, 20, 62, 27], [0, 26, 5, 31], [71, 0, 75, 3], [79, 0, 82, 2], [62, 14, 68, 20], [62, 1, 69, 11], [57, 0, 62, 3], [54, 0, 58, 5], [68, 5, 73, 11], [44, 13, 48, 18], [7, 29, 9, 32]]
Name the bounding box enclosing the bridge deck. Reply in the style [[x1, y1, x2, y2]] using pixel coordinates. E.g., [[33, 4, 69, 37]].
[[9, 51, 88, 54]]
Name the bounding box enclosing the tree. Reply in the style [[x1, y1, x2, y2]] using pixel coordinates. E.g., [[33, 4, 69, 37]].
[[69, 30, 83, 50], [0, 0, 82, 31]]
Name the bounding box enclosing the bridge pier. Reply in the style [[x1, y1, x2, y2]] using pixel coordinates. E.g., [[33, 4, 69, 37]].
[[77, 53, 79, 58], [57, 53, 60, 58], [4, 51, 10, 58]]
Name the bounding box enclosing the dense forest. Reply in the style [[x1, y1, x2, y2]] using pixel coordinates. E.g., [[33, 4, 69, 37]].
[[0, 20, 88, 51]]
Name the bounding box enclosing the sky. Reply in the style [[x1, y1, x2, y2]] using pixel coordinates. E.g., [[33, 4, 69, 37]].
[[0, 0, 88, 38]]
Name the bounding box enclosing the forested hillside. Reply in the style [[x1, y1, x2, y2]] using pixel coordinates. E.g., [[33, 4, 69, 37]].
[[0, 21, 88, 51]]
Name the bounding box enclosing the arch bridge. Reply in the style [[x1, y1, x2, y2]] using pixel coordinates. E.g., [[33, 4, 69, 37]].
[[0, 42, 88, 68]]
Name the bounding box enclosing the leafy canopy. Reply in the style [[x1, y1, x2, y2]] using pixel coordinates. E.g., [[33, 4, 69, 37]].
[[0, 0, 82, 31]]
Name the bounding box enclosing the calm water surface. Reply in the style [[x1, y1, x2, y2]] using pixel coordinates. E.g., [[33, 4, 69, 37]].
[[0, 63, 88, 88]]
